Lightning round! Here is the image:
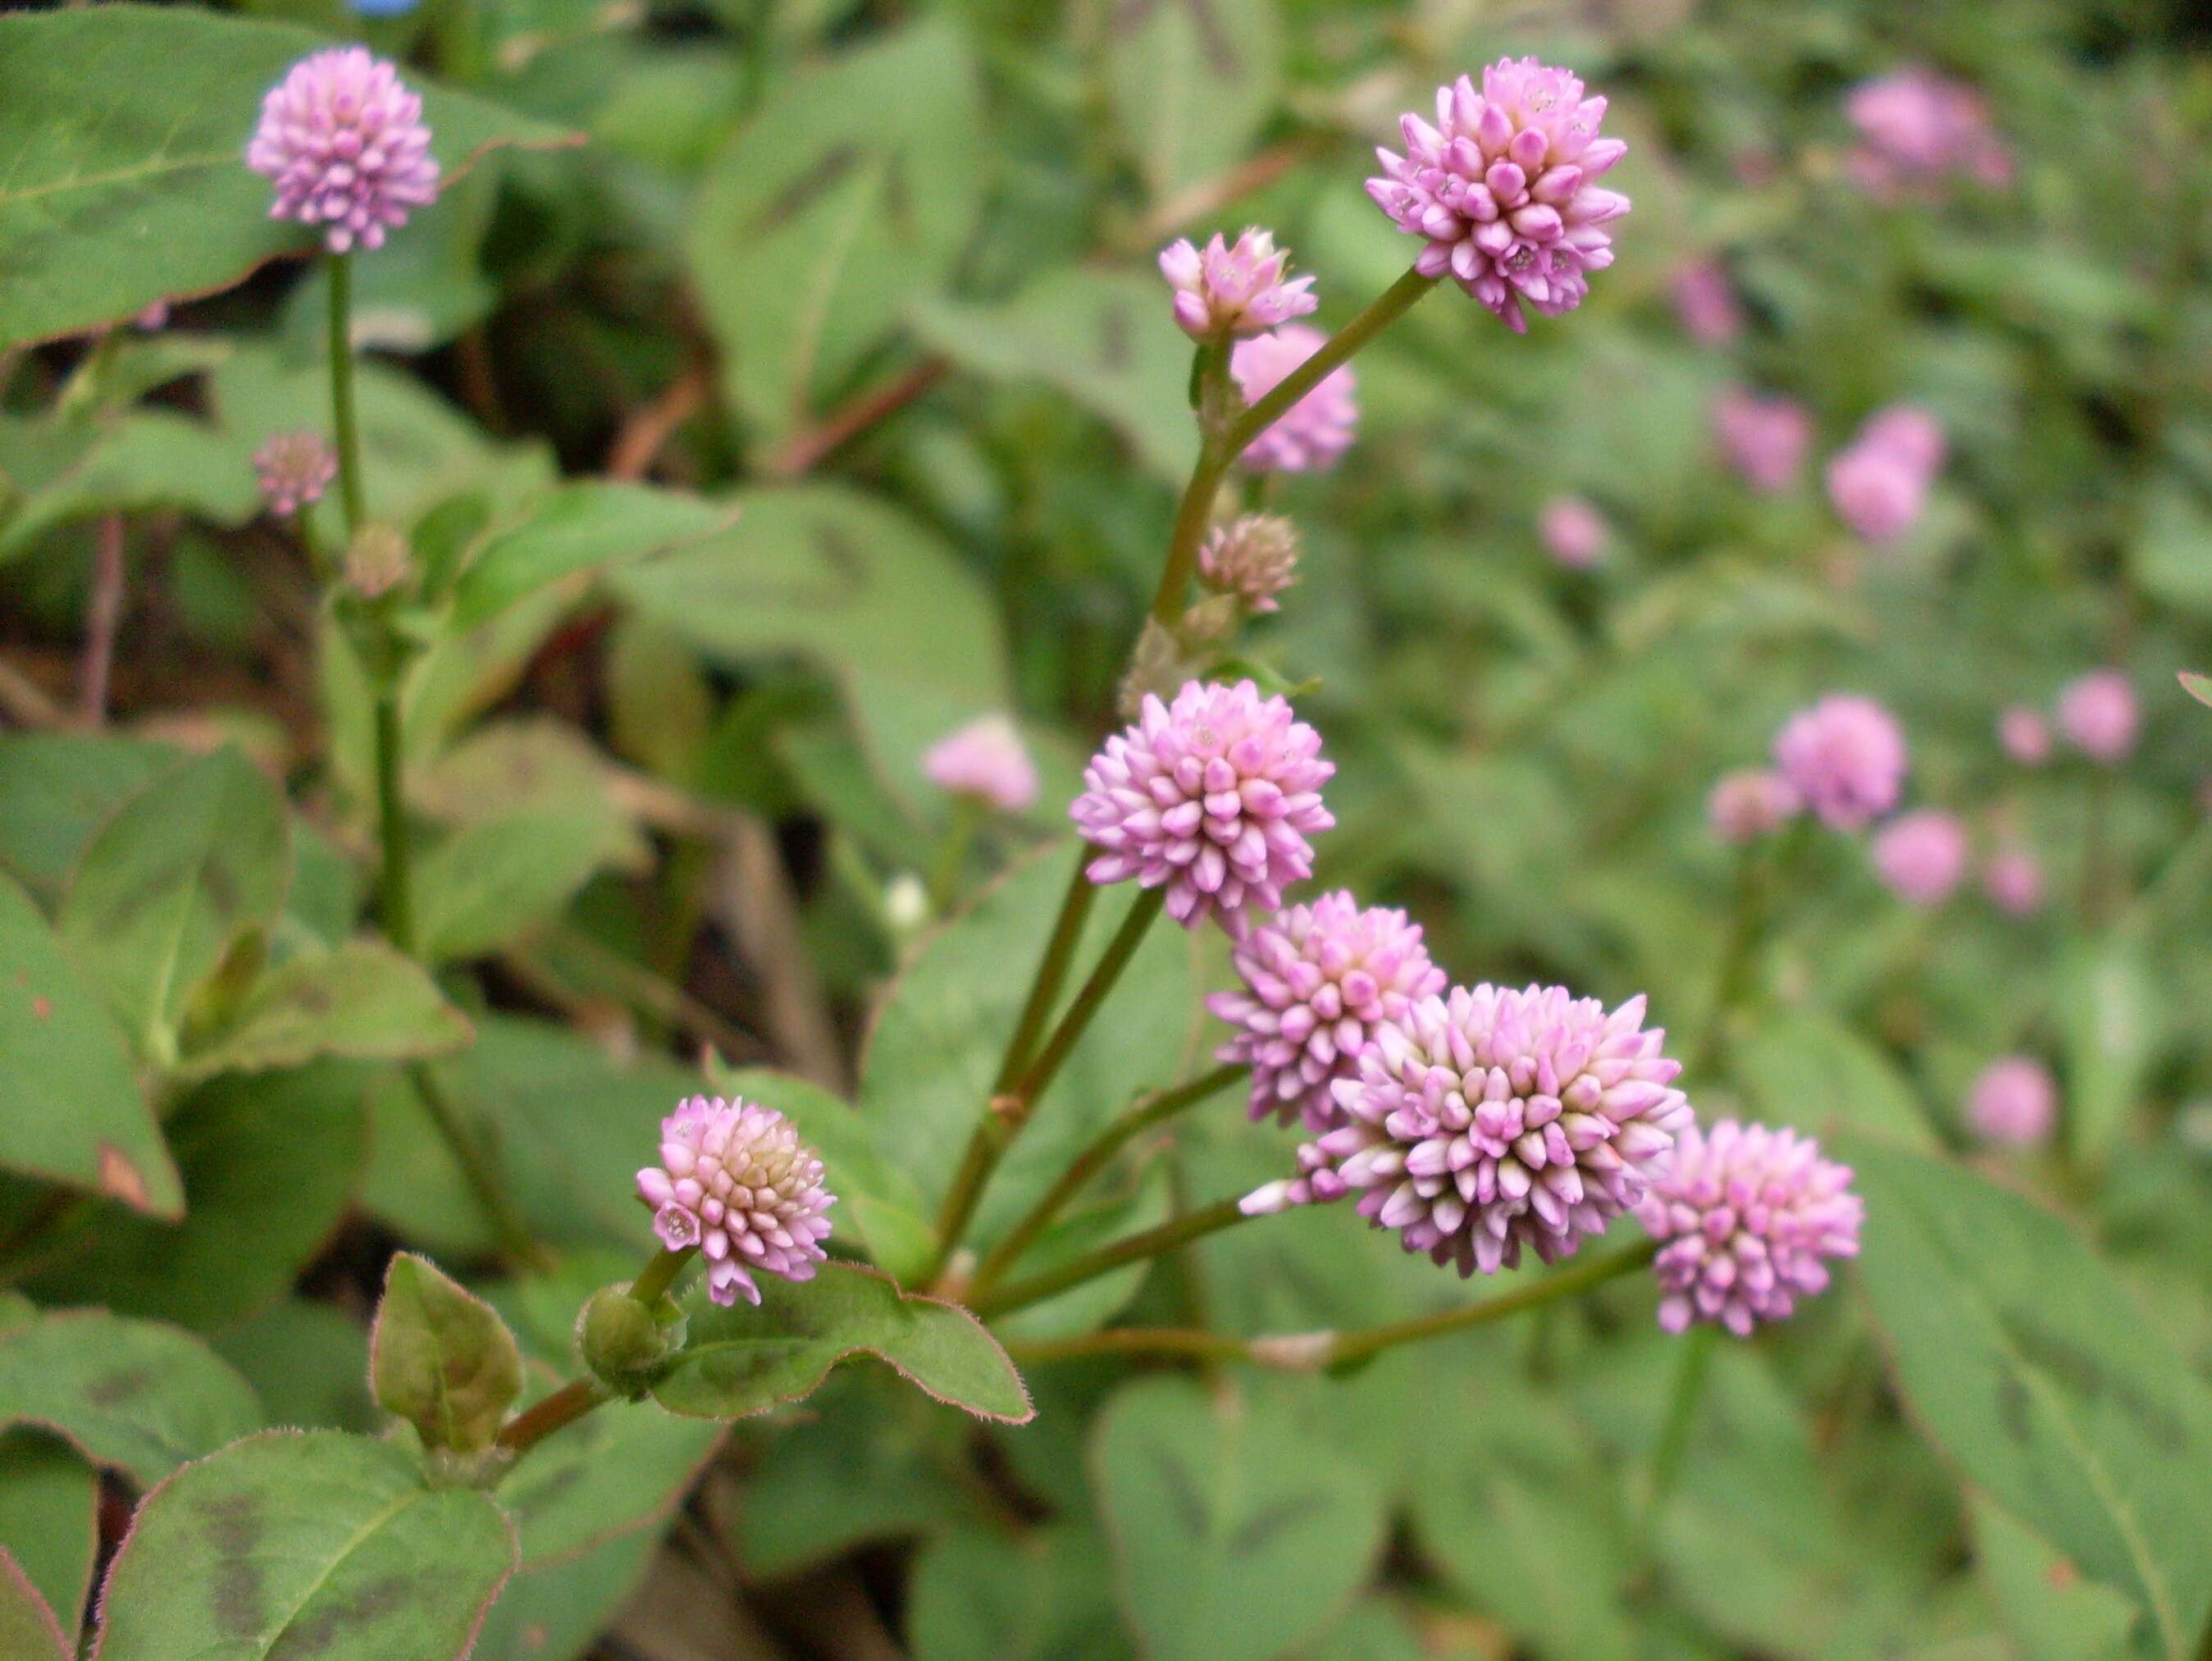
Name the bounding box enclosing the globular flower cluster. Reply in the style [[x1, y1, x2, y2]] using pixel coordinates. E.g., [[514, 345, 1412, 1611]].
[[1243, 985, 1694, 1275], [1708, 769, 1801, 844], [1827, 404, 1945, 544], [1539, 496, 1609, 569], [1672, 259, 1743, 345], [1982, 846, 2044, 915], [925, 715, 1038, 813], [1871, 810, 1968, 906], [1997, 705, 2052, 765], [1160, 230, 1318, 341], [1773, 695, 1908, 831], [1200, 514, 1301, 613], [253, 430, 338, 517], [1845, 67, 2013, 200], [1713, 388, 1812, 495], [1210, 892, 1447, 1131], [1636, 1120, 1863, 1336], [2056, 669, 2138, 764], [1967, 1056, 2057, 1148], [636, 1097, 833, 1307], [1072, 678, 1334, 929], [1368, 59, 1630, 332], [1231, 326, 1358, 472], [248, 48, 440, 253]]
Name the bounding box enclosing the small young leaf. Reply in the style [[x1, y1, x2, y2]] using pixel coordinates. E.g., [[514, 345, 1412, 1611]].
[[908, 1522, 1125, 1661], [1849, 1139, 2212, 1659], [369, 1254, 524, 1456], [649, 1261, 1031, 1425], [177, 940, 472, 1079], [0, 1435, 96, 1650], [0, 1550, 66, 1661], [0, 873, 182, 1216], [57, 746, 289, 1062], [89, 1430, 517, 1660], [2177, 670, 2212, 709], [0, 1312, 260, 1486]]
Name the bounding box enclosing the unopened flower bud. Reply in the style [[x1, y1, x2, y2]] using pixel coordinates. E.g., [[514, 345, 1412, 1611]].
[[345, 523, 413, 600], [577, 1285, 682, 1398], [1199, 514, 1300, 614]]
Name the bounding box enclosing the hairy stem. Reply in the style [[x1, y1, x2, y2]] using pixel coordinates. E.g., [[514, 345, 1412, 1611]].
[[495, 1376, 610, 1459], [971, 1193, 1250, 1317], [326, 252, 367, 535], [630, 1243, 697, 1306], [1225, 269, 1437, 457], [971, 1062, 1247, 1294]]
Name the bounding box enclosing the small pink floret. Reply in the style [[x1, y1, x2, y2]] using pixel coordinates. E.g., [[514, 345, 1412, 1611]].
[[1159, 228, 1319, 341]]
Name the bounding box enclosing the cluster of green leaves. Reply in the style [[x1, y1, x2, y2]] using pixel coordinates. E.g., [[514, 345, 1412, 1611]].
[[1, 0, 2210, 1656]]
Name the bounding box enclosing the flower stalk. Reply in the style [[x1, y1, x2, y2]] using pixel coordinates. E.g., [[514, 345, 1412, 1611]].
[[969, 1193, 1251, 1317]]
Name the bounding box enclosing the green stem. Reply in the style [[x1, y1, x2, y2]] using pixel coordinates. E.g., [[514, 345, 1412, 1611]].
[[993, 866, 1097, 1094], [2082, 767, 2114, 926], [326, 252, 366, 536], [927, 795, 984, 916], [1225, 269, 1438, 457], [630, 1243, 697, 1307], [1004, 1326, 1257, 1366], [971, 1193, 1250, 1317], [1641, 1321, 1715, 1522], [373, 688, 415, 955], [1692, 848, 1763, 1078], [928, 889, 1165, 1285], [971, 1062, 1247, 1294], [1318, 1239, 1659, 1369], [495, 1376, 610, 1459], [411, 1061, 551, 1271]]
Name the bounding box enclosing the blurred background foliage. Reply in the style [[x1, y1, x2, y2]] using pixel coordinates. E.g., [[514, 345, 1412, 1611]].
[[2, 0, 2211, 1654]]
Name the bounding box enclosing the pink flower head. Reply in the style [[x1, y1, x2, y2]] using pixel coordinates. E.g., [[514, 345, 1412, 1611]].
[[1982, 846, 2045, 915], [247, 48, 440, 253], [1072, 678, 1334, 929], [1672, 259, 1744, 345], [2056, 669, 2138, 764], [1209, 891, 1449, 1131], [1243, 984, 1693, 1276], [1967, 1056, 2057, 1148], [1997, 705, 2051, 765], [1367, 59, 1630, 333], [1872, 810, 1968, 906], [636, 1096, 833, 1307], [253, 430, 338, 518], [1636, 1120, 1862, 1336], [1708, 769, 1801, 844], [1713, 388, 1813, 495], [1845, 67, 2013, 199], [1231, 326, 1358, 472], [1773, 696, 1908, 830], [1860, 404, 1948, 476], [1826, 440, 1925, 543], [1199, 514, 1300, 613], [1159, 229, 1319, 341], [1539, 495, 1610, 569], [924, 715, 1038, 813]]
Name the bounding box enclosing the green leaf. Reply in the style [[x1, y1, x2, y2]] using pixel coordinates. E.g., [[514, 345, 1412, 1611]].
[[0, 410, 259, 562], [0, 872, 181, 1216], [2055, 934, 2160, 1161], [909, 272, 1199, 482], [413, 808, 618, 963], [857, 847, 1199, 1253], [178, 940, 472, 1079], [1733, 1007, 1936, 1149], [450, 481, 736, 630], [209, 1302, 376, 1435], [686, 18, 984, 440], [497, 1387, 722, 1568], [0, 734, 180, 905], [414, 719, 647, 874], [1849, 1139, 2212, 1659], [0, 4, 577, 348], [21, 1065, 369, 1331], [471, 1525, 658, 1661], [2179, 671, 2212, 710], [57, 746, 289, 1062], [1104, 0, 1281, 203], [712, 1066, 935, 1284], [650, 1262, 1031, 1425], [1090, 1376, 1387, 1661], [0, 1434, 95, 1649], [1973, 1496, 2141, 1661], [0, 1311, 260, 1486], [608, 482, 1011, 797], [909, 1522, 1130, 1661], [370, 1255, 524, 1457], [89, 1430, 518, 1659], [0, 1551, 66, 1661]]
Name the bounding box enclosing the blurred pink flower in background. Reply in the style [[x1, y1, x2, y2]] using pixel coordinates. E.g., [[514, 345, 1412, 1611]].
[[1072, 678, 1334, 929], [1539, 495, 1610, 568], [253, 430, 338, 518], [1672, 258, 1744, 344], [1714, 388, 1813, 493], [1367, 58, 1630, 332], [1982, 846, 2045, 915], [1159, 229, 1318, 341], [1637, 1119, 1863, 1335], [1872, 810, 1968, 906], [925, 715, 1038, 812], [1967, 1056, 2057, 1148], [1859, 404, 1947, 476], [1827, 404, 1945, 543], [1232, 325, 1359, 472], [1773, 695, 1908, 829], [1708, 769, 1801, 842], [1997, 705, 2051, 764], [248, 47, 440, 253], [2055, 669, 2138, 763], [1845, 66, 2013, 199]]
